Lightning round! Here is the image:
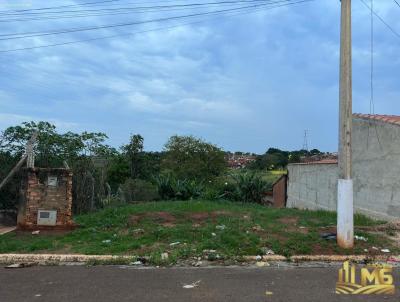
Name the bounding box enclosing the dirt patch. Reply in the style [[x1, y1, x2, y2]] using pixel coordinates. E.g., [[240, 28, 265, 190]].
[[128, 212, 177, 227], [311, 244, 336, 255], [278, 216, 299, 225], [187, 211, 233, 224], [188, 212, 210, 222]]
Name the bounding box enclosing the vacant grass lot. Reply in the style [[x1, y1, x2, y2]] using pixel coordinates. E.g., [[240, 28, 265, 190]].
[[0, 200, 397, 264]]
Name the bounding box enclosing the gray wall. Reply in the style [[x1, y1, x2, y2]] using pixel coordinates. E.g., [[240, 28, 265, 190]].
[[287, 117, 400, 221], [287, 163, 338, 211]]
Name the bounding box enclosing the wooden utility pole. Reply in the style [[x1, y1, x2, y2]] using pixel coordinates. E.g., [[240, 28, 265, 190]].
[[337, 0, 354, 248]]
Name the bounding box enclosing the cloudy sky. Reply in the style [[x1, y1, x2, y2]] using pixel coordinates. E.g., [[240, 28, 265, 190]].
[[0, 0, 399, 153]]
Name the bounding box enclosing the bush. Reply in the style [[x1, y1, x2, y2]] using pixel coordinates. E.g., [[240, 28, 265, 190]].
[[119, 178, 159, 202], [232, 172, 270, 204], [201, 178, 236, 201], [154, 174, 175, 200], [174, 179, 203, 200], [154, 174, 203, 200]]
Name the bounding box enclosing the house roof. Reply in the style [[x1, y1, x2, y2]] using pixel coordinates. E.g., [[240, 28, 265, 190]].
[[290, 159, 338, 166], [353, 113, 400, 126]]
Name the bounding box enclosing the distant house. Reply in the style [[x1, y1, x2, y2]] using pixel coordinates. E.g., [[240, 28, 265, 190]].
[[226, 153, 256, 169], [287, 114, 400, 221]]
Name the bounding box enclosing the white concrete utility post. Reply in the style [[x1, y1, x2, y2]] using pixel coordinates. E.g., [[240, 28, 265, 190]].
[[337, 0, 354, 248]]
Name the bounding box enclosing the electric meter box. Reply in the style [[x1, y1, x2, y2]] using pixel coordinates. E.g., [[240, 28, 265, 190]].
[[37, 210, 57, 226]]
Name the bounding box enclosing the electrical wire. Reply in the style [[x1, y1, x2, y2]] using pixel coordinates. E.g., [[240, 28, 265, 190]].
[[0, 0, 314, 53], [0, 0, 299, 41], [0, 0, 288, 23], [359, 0, 400, 40], [0, 0, 123, 14], [0, 0, 274, 16]]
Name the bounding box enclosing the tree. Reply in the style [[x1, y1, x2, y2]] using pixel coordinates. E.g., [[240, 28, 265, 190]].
[[122, 134, 144, 179], [162, 135, 226, 180]]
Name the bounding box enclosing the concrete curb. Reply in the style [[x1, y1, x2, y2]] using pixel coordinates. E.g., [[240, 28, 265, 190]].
[[0, 254, 135, 264], [0, 254, 398, 265], [290, 255, 399, 262]]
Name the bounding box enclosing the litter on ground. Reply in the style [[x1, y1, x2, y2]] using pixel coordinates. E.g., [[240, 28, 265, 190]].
[[355, 235, 368, 241], [183, 280, 201, 289]]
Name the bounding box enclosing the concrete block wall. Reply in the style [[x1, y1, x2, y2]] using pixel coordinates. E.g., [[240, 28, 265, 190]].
[[18, 168, 74, 229], [352, 117, 400, 220], [286, 116, 400, 221], [286, 163, 338, 211]]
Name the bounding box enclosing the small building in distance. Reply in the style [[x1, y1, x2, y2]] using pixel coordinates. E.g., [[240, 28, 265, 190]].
[[287, 114, 400, 221], [226, 153, 256, 169]]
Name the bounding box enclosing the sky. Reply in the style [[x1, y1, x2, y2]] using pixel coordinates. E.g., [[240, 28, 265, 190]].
[[0, 0, 399, 154]]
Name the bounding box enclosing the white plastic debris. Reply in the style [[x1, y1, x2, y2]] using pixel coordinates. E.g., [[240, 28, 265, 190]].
[[364, 249, 368, 252], [132, 228, 144, 234], [381, 249, 391, 253], [211, 232, 217, 237], [161, 252, 169, 260], [261, 247, 275, 255], [102, 239, 111, 244], [255, 255, 262, 261], [203, 249, 217, 254], [5, 263, 35, 269], [183, 280, 201, 289], [355, 235, 368, 242], [216, 225, 226, 230], [265, 291, 273, 296], [170, 242, 180, 246], [131, 261, 142, 266], [31, 230, 40, 235], [372, 246, 379, 250]]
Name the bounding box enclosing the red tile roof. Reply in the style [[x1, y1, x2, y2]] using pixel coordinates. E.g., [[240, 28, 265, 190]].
[[353, 113, 400, 126], [292, 159, 338, 165]]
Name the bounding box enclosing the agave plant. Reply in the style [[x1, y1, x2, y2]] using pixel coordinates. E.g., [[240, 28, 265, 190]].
[[154, 174, 175, 200], [232, 172, 270, 204]]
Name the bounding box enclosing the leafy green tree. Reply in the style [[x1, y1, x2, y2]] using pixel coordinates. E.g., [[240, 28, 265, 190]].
[[106, 154, 130, 190], [1, 121, 109, 167], [162, 135, 226, 181], [122, 134, 144, 179]]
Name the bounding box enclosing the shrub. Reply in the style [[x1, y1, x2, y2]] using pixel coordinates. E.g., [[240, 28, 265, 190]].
[[174, 179, 203, 200], [120, 178, 159, 202], [154, 174, 175, 200], [201, 179, 236, 201], [232, 172, 270, 204], [154, 174, 203, 200]]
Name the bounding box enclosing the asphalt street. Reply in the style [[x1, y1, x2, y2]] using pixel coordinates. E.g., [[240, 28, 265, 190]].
[[0, 264, 399, 302]]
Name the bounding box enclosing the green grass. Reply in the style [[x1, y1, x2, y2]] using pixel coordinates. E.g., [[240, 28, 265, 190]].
[[261, 170, 287, 184], [0, 200, 397, 264]]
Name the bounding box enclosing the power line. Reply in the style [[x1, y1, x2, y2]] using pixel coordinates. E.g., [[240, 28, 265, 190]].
[[0, 0, 285, 23], [0, 0, 273, 17], [393, 0, 400, 8], [0, 1, 299, 41], [359, 0, 400, 40], [0, 0, 314, 53], [0, 0, 123, 14]]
